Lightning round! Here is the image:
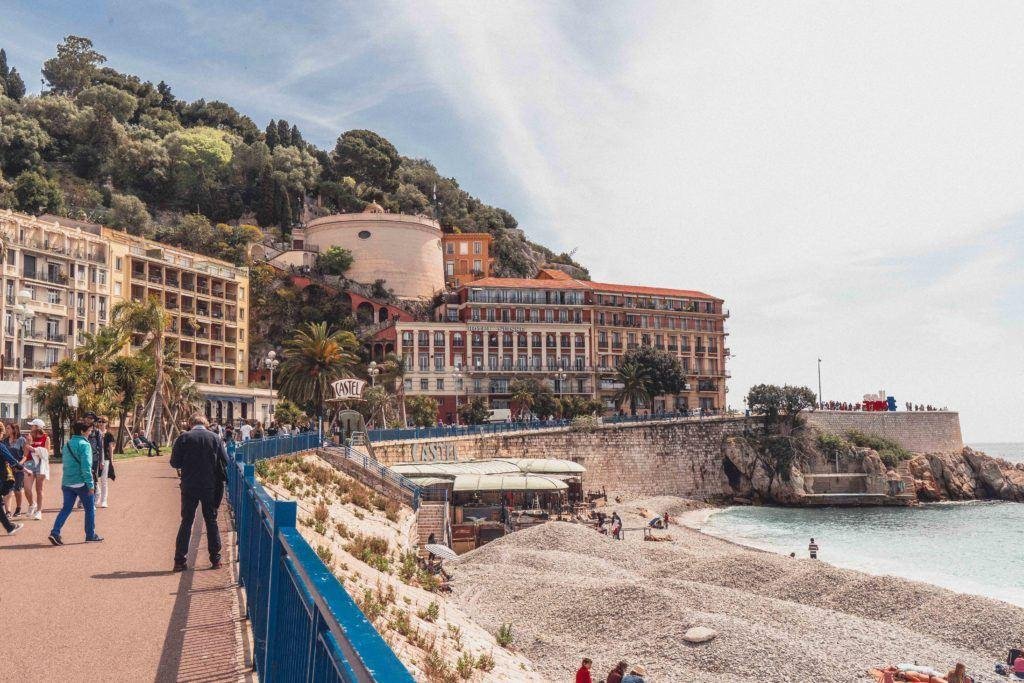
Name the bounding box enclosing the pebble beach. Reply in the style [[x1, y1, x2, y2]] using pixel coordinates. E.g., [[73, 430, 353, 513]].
[[448, 496, 1024, 682]]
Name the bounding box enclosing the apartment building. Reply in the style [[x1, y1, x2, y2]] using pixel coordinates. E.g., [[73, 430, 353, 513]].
[[104, 228, 271, 424], [440, 232, 494, 289], [0, 210, 113, 419], [394, 270, 728, 421]]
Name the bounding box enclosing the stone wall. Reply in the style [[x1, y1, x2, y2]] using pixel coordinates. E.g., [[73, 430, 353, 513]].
[[804, 411, 963, 453], [371, 418, 747, 500]]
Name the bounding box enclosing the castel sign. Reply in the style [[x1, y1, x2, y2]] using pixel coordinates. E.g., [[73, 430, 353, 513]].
[[331, 378, 367, 400]]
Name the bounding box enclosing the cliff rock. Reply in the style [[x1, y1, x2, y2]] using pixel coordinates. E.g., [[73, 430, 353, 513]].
[[906, 448, 1023, 503]]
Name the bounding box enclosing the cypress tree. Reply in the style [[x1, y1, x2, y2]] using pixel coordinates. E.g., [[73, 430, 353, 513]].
[[276, 119, 290, 147], [5, 67, 25, 99], [264, 120, 280, 149], [290, 123, 303, 147]]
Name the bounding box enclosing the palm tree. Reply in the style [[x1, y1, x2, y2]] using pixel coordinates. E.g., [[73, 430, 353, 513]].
[[510, 378, 538, 419], [614, 361, 651, 416], [163, 365, 203, 439], [111, 299, 170, 441], [109, 354, 153, 452], [75, 326, 128, 406], [278, 321, 359, 421]]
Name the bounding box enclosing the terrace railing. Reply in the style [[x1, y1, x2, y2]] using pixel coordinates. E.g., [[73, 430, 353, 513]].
[[235, 431, 322, 464], [226, 434, 414, 682]]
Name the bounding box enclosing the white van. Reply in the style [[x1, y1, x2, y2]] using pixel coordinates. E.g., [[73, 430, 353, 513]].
[[486, 408, 511, 423]]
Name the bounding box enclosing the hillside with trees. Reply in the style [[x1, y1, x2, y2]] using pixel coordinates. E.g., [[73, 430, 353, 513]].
[[0, 36, 587, 279]]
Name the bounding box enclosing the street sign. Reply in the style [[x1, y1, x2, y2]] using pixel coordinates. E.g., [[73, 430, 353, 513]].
[[331, 378, 366, 400]]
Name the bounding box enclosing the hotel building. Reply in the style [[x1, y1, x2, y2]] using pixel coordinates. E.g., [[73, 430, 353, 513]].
[[393, 270, 728, 421], [440, 232, 494, 289]]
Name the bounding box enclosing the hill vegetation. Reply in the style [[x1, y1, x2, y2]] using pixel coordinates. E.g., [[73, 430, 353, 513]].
[[0, 36, 587, 278]]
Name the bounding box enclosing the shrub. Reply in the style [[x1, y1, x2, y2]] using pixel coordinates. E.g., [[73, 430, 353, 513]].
[[418, 600, 440, 622], [335, 521, 352, 539], [475, 652, 495, 672], [846, 429, 912, 467], [316, 544, 333, 566], [496, 622, 514, 648], [313, 502, 330, 524], [346, 533, 391, 573], [456, 652, 474, 680], [422, 649, 451, 681], [398, 552, 417, 582]]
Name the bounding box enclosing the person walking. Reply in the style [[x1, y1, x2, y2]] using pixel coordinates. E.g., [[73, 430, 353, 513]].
[[170, 414, 228, 572], [3, 422, 27, 518], [25, 419, 50, 520], [48, 420, 103, 545], [238, 420, 253, 442], [1, 440, 24, 536], [809, 537, 820, 559]]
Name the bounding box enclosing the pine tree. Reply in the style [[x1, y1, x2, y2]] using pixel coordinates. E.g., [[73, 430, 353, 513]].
[[277, 119, 291, 147], [5, 67, 25, 99], [157, 80, 176, 109], [264, 120, 280, 149], [0, 48, 9, 81], [290, 123, 303, 147]]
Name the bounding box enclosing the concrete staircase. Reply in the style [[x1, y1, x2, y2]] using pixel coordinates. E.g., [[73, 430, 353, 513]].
[[416, 501, 450, 552]]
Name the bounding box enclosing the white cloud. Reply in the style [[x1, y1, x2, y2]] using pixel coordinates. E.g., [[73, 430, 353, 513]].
[[391, 1, 1024, 440]]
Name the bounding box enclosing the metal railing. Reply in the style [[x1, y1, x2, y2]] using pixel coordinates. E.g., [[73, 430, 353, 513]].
[[235, 431, 323, 464], [367, 419, 572, 442], [226, 434, 414, 682], [323, 442, 423, 510]]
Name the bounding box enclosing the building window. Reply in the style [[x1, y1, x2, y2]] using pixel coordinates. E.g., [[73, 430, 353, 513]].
[[446, 261, 454, 276], [473, 259, 482, 272], [420, 379, 429, 391], [446, 243, 454, 254], [459, 242, 468, 255], [452, 332, 464, 347], [473, 241, 482, 254], [358, 230, 371, 239], [404, 379, 412, 391], [434, 355, 444, 371], [436, 378, 445, 390], [115, 257, 122, 271], [434, 331, 445, 346]]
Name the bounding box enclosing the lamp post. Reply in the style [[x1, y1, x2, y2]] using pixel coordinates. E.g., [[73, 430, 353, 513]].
[[555, 370, 567, 397], [453, 368, 463, 425], [817, 357, 823, 408], [367, 360, 379, 386], [263, 350, 279, 425], [14, 290, 34, 426]]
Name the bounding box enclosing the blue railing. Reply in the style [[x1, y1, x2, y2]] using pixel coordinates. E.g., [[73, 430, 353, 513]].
[[323, 444, 423, 510], [235, 431, 322, 464], [226, 438, 414, 682], [367, 410, 728, 442]]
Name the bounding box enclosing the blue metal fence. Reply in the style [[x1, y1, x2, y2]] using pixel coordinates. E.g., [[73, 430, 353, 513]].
[[226, 435, 414, 682], [235, 431, 323, 464], [322, 444, 423, 510], [367, 410, 728, 442]]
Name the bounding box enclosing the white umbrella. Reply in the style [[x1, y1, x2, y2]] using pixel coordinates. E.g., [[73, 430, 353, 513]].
[[424, 543, 458, 561]]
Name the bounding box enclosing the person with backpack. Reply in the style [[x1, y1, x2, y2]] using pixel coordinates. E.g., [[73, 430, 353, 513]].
[[1, 440, 24, 536], [48, 420, 103, 545]]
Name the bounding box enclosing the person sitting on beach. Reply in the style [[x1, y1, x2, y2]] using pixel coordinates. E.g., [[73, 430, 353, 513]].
[[621, 665, 646, 683], [808, 537, 819, 559], [575, 657, 592, 683], [647, 515, 664, 529], [1013, 654, 1024, 679], [946, 662, 973, 683], [606, 661, 628, 683]]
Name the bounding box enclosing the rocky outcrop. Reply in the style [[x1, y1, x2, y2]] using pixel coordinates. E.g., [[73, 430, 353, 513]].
[[906, 447, 1024, 503]]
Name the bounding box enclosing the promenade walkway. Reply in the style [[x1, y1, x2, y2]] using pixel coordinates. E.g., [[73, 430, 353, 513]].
[[0, 456, 253, 683]]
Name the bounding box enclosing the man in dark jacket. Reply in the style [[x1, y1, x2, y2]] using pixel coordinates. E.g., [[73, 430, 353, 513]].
[[170, 414, 228, 571]]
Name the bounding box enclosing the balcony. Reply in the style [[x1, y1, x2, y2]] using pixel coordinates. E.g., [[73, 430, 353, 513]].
[[87, 251, 106, 264], [24, 270, 68, 285], [46, 333, 67, 343], [131, 270, 145, 280]]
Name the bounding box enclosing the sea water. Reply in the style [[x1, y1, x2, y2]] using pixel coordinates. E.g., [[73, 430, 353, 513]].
[[699, 443, 1024, 607]]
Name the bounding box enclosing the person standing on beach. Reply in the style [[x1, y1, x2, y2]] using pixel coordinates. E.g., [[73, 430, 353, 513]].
[[170, 414, 228, 572], [809, 538, 819, 559], [575, 658, 592, 683]]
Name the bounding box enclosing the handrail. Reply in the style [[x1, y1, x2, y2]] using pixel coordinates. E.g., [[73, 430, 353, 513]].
[[321, 443, 422, 510], [226, 437, 413, 682], [367, 410, 728, 443]]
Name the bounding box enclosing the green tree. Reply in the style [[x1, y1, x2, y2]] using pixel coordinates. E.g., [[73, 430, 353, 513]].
[[614, 361, 651, 415], [0, 49, 26, 101], [12, 171, 64, 214], [109, 354, 153, 452], [533, 390, 559, 420], [406, 395, 438, 427], [42, 35, 107, 95], [510, 377, 549, 419], [264, 119, 280, 149], [316, 246, 353, 276], [621, 346, 686, 397], [76, 83, 137, 122], [272, 398, 305, 427], [457, 396, 490, 425], [277, 322, 359, 418], [112, 298, 170, 441], [746, 383, 784, 435], [108, 192, 151, 235], [0, 115, 51, 175], [163, 126, 236, 204], [332, 129, 400, 192]]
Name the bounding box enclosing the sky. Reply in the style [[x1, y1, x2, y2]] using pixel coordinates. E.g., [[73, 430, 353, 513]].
[[3, 1, 1023, 441]]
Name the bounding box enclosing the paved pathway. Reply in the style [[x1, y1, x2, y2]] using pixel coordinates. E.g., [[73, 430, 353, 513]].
[[0, 456, 253, 682]]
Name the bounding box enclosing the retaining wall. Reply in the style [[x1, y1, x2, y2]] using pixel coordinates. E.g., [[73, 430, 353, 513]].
[[804, 411, 963, 453]]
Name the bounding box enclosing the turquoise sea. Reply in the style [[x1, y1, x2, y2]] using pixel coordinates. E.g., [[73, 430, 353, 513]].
[[700, 443, 1024, 607]]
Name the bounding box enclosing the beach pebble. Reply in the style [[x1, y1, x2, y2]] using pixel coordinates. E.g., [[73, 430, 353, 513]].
[[683, 626, 717, 643]]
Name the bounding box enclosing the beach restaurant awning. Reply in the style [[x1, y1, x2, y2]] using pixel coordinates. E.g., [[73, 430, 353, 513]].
[[495, 458, 585, 475], [409, 477, 452, 488], [452, 474, 569, 493], [391, 461, 521, 478]]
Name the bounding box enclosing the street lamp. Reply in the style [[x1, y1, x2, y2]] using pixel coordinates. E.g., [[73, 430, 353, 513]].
[[555, 370, 567, 397], [14, 290, 34, 425], [367, 360, 379, 387], [452, 368, 463, 425], [263, 350, 279, 424]]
